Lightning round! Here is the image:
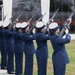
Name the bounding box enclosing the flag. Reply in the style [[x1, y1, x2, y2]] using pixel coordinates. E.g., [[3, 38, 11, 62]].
[[3, 0, 13, 21], [41, 0, 50, 24]]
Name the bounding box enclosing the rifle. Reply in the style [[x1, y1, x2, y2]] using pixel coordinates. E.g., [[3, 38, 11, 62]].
[[43, 8, 59, 34], [13, 11, 24, 24], [27, 13, 46, 35], [3, 14, 8, 21], [16, 11, 24, 20], [60, 9, 75, 37], [9, 12, 16, 20]]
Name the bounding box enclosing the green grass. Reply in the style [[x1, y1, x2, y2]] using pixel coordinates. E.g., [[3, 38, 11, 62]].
[[32, 40, 75, 75], [0, 40, 75, 75]]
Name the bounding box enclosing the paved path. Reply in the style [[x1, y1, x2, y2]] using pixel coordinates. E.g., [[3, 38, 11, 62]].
[[0, 70, 15, 75]]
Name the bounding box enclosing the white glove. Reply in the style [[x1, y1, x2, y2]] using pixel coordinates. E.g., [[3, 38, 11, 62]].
[[65, 29, 69, 34]]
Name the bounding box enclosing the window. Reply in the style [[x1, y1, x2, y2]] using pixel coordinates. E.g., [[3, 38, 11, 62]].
[[0, 0, 3, 11], [50, 0, 75, 33], [50, 0, 75, 12]]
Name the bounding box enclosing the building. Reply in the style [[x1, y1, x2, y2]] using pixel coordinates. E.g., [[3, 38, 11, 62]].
[[0, 0, 75, 33]]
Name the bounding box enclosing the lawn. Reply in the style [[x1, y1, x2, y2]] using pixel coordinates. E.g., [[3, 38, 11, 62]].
[[32, 40, 75, 75]]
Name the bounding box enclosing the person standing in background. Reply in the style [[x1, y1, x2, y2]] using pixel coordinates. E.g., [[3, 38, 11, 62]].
[[0, 21, 7, 69], [3, 21, 15, 74]]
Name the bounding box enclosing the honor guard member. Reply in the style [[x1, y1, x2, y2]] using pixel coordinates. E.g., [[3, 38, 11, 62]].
[[14, 23, 24, 75], [0, 21, 7, 69], [35, 22, 50, 75], [49, 22, 71, 75], [22, 22, 35, 75], [3, 21, 15, 74]]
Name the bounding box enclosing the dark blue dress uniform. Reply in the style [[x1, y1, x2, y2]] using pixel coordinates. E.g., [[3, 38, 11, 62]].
[[0, 27, 7, 69], [50, 34, 71, 75], [35, 32, 49, 75], [35, 22, 49, 75], [49, 22, 71, 75], [14, 28, 24, 75], [4, 27, 14, 73], [22, 32, 35, 75], [21, 22, 35, 75]]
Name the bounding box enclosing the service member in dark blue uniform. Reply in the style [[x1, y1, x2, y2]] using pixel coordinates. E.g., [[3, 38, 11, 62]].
[[14, 23, 24, 75], [3, 21, 15, 74], [35, 22, 50, 75], [22, 22, 35, 75], [49, 22, 71, 75], [0, 21, 7, 69]]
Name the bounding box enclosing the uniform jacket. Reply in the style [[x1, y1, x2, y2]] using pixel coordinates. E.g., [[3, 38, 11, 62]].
[[0, 28, 6, 49], [50, 34, 71, 65], [14, 31, 24, 53], [0, 28, 4, 38], [4, 29, 14, 52], [22, 32, 35, 55], [35, 32, 50, 58]]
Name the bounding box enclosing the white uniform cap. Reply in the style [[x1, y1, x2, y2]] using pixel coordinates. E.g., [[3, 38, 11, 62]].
[[49, 22, 59, 29], [0, 21, 3, 27], [21, 22, 28, 28], [36, 21, 45, 28], [3, 21, 10, 27], [15, 23, 21, 28], [68, 18, 72, 21]]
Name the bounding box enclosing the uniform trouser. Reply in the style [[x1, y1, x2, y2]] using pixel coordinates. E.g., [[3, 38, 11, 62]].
[[53, 64, 66, 75], [15, 53, 23, 75], [24, 55, 33, 75], [1, 46, 7, 68], [7, 51, 14, 72], [36, 54, 48, 75]]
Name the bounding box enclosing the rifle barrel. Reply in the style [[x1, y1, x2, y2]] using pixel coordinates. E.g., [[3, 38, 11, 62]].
[[37, 13, 46, 22], [60, 28, 65, 37], [9, 12, 16, 20], [3, 14, 8, 21], [16, 11, 24, 20], [51, 8, 59, 19], [27, 15, 35, 23], [43, 9, 59, 34], [67, 9, 75, 20]]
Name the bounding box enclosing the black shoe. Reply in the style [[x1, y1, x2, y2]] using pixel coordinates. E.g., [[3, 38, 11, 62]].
[[1, 67, 7, 70], [7, 71, 15, 74]]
